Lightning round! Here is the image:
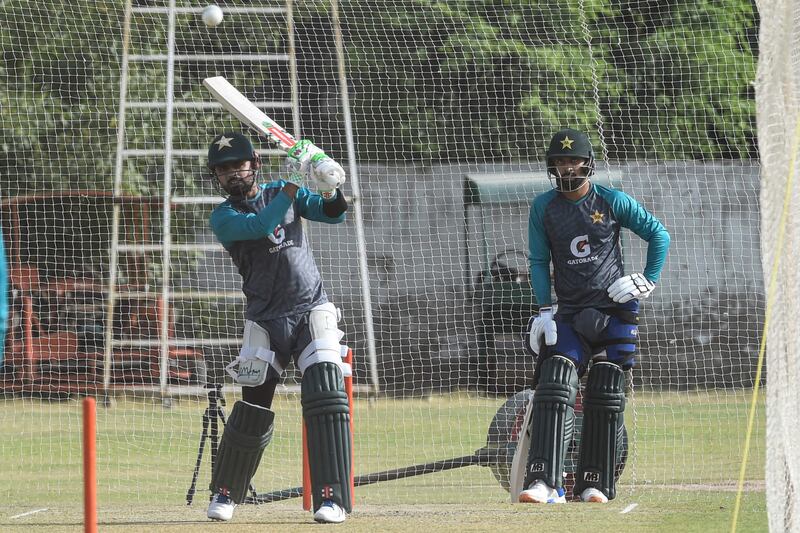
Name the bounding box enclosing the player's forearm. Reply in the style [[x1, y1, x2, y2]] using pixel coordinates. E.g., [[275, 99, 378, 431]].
[[530, 262, 553, 306], [282, 182, 299, 199], [211, 193, 293, 243], [295, 187, 347, 223], [643, 228, 671, 282]]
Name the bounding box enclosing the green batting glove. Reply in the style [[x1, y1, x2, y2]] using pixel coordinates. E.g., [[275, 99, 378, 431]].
[[285, 171, 305, 187]]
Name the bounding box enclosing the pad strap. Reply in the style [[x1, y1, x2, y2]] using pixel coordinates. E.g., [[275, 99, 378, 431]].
[[297, 338, 345, 375], [523, 355, 579, 490], [574, 361, 626, 500], [210, 401, 274, 503], [226, 346, 281, 386]]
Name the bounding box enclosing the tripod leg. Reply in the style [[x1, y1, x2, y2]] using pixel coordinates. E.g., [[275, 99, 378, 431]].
[[210, 406, 219, 472], [186, 407, 211, 505]]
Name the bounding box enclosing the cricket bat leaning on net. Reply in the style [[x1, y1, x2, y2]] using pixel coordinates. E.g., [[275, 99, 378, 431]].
[[202, 76, 297, 151]]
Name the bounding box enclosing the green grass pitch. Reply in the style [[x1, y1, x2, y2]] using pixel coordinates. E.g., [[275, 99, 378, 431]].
[[0, 390, 766, 532]]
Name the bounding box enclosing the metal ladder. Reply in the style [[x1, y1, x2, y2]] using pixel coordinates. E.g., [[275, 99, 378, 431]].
[[105, 0, 300, 402]]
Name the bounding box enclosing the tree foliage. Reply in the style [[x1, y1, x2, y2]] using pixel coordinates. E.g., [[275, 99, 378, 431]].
[[307, 0, 758, 161], [0, 0, 759, 199]]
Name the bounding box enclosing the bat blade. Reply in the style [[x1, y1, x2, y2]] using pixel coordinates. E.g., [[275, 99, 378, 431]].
[[203, 76, 297, 151]]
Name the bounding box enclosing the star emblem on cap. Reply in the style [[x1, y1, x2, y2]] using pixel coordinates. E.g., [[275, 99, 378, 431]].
[[560, 136, 574, 149], [590, 210, 604, 224], [215, 135, 233, 150]]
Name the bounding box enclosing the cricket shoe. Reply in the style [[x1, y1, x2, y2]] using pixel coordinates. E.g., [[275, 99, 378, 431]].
[[207, 492, 236, 521], [313, 500, 347, 523], [519, 480, 566, 504], [580, 487, 609, 503]]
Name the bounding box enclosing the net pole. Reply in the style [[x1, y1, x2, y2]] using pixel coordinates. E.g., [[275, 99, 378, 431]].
[[104, 0, 133, 396], [330, 0, 380, 394], [83, 397, 97, 533], [159, 0, 177, 400], [344, 348, 355, 509]]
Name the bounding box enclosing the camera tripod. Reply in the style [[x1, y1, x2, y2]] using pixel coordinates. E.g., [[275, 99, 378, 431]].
[[185, 383, 260, 505]]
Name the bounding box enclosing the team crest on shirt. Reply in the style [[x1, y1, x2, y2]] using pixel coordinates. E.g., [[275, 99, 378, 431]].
[[590, 210, 605, 224]]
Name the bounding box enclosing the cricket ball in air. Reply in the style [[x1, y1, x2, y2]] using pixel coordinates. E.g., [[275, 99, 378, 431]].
[[202, 5, 224, 27]]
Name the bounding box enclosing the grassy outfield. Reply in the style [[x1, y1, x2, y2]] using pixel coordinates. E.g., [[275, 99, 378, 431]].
[[0, 389, 766, 531]]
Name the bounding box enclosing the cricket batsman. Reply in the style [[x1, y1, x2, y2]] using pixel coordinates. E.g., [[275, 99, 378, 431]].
[[204, 132, 351, 523]]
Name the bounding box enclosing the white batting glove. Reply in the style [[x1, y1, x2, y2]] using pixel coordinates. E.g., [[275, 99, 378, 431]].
[[607, 273, 655, 303], [311, 157, 346, 200], [285, 139, 324, 186], [528, 307, 557, 356]]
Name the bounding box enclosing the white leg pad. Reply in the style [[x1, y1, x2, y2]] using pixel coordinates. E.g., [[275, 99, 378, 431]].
[[309, 302, 345, 342], [510, 393, 535, 502], [226, 320, 283, 386], [297, 303, 348, 376]]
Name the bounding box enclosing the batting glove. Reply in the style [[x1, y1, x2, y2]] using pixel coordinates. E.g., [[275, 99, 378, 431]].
[[527, 307, 557, 356], [607, 273, 655, 303], [286, 139, 325, 186], [311, 157, 346, 200]]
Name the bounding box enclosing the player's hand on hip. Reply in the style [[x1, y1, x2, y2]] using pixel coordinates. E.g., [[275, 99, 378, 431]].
[[607, 273, 655, 303], [527, 307, 557, 356], [285, 139, 324, 186], [311, 157, 346, 199]]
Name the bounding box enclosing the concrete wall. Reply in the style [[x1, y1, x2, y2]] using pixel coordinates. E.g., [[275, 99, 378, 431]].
[[193, 161, 763, 393]]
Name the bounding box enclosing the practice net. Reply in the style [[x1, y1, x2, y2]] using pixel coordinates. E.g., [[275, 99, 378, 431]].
[[0, 0, 768, 526], [757, 0, 800, 531]]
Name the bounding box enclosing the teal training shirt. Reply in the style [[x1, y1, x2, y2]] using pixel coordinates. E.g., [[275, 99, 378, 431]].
[[210, 181, 346, 322], [528, 182, 670, 312]]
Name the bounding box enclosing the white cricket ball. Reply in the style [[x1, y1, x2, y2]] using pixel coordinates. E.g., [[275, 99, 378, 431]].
[[202, 5, 223, 27]]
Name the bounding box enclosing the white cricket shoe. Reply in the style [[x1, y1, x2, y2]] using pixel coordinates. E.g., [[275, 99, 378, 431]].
[[518, 480, 566, 504], [313, 500, 347, 523], [207, 492, 236, 521], [580, 487, 609, 503]]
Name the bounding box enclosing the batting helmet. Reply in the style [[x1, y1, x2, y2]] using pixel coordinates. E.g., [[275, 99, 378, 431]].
[[207, 132, 256, 169], [545, 128, 596, 178]]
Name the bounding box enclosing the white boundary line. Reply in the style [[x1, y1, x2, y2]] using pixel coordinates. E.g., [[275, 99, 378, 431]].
[[9, 508, 49, 519], [620, 503, 638, 514]]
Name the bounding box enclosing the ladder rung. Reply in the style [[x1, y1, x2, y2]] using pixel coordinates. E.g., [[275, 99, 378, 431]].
[[127, 101, 293, 110], [123, 149, 206, 157], [122, 148, 285, 157], [114, 291, 244, 299], [111, 338, 243, 348], [171, 196, 226, 204], [117, 244, 226, 252], [129, 54, 289, 62], [132, 6, 287, 15]]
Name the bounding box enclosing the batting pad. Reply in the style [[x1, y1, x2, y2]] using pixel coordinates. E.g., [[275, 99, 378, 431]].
[[522, 355, 579, 492], [574, 362, 626, 500], [302, 362, 353, 513], [510, 391, 535, 501], [210, 400, 274, 503]]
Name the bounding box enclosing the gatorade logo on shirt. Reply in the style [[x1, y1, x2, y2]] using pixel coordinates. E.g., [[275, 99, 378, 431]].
[[268, 225, 286, 245], [568, 234, 598, 265]]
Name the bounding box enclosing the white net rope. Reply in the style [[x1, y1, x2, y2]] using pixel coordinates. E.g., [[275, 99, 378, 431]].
[[0, 0, 766, 522], [757, 0, 800, 530]]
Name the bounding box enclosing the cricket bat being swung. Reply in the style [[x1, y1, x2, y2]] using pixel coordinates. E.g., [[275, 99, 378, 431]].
[[202, 76, 297, 152]]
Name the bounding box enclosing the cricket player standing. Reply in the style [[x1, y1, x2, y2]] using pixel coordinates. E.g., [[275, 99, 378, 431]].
[[204, 132, 351, 523], [514, 128, 670, 504]]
